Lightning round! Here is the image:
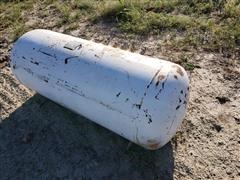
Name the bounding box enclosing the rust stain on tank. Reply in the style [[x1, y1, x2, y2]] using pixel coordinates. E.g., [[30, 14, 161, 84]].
[[147, 139, 160, 149], [148, 143, 160, 149], [158, 74, 165, 81], [172, 65, 184, 76], [155, 74, 165, 86], [176, 67, 184, 76]]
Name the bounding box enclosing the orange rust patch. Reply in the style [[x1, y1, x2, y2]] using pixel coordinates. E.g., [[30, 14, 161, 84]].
[[155, 74, 165, 86], [176, 67, 184, 76], [172, 65, 184, 76], [158, 74, 165, 81], [148, 143, 160, 149]]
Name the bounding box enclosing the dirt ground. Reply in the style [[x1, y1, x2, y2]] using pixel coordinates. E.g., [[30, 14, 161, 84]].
[[0, 20, 240, 179]]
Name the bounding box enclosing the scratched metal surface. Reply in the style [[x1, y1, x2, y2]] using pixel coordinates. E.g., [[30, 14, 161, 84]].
[[11, 29, 189, 150]]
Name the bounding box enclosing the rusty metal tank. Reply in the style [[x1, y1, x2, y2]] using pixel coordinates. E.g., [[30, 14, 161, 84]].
[[10, 29, 190, 150]]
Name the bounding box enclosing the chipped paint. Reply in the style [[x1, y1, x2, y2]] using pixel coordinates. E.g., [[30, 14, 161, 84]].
[[155, 73, 169, 100], [116, 92, 121, 97], [64, 56, 78, 64], [11, 29, 190, 150], [172, 65, 184, 76], [146, 140, 161, 150], [30, 60, 39, 65], [64, 41, 82, 50], [148, 143, 160, 150]]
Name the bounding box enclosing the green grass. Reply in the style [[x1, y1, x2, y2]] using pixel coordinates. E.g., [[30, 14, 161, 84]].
[[0, 0, 240, 55], [0, 0, 34, 41], [105, 0, 240, 53]]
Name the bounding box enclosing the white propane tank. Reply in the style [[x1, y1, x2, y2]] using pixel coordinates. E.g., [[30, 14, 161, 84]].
[[11, 29, 189, 150]]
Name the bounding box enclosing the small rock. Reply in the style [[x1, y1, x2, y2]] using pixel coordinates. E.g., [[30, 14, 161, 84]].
[[140, 47, 147, 55], [217, 141, 224, 146], [0, 55, 8, 63], [234, 117, 240, 124], [216, 96, 230, 104], [212, 124, 223, 132]]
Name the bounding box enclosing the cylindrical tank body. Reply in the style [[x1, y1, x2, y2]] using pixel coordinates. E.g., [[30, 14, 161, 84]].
[[11, 29, 189, 150]]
